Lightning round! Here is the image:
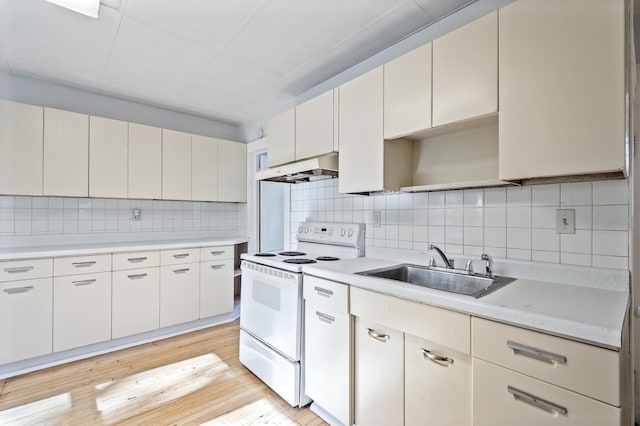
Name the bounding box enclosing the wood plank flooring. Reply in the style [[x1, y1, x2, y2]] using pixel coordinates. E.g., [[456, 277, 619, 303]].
[[0, 320, 327, 425]]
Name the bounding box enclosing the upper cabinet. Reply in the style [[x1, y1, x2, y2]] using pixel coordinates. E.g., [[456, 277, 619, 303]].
[[384, 43, 432, 139], [295, 89, 338, 161], [89, 116, 128, 198], [192, 135, 219, 202], [218, 139, 247, 202], [498, 0, 626, 181], [0, 100, 43, 196], [267, 109, 295, 167], [128, 123, 162, 200], [162, 129, 192, 201], [432, 11, 498, 127]]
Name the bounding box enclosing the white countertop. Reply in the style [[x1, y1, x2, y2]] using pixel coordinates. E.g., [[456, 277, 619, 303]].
[[302, 257, 629, 349], [0, 237, 249, 260]]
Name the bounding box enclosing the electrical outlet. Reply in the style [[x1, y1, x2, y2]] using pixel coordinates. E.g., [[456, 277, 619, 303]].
[[132, 208, 141, 221], [555, 209, 575, 234], [372, 210, 382, 228]]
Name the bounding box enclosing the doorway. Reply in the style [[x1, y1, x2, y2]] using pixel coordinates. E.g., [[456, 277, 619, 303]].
[[257, 152, 284, 252]]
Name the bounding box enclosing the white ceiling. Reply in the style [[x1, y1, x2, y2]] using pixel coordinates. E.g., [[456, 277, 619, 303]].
[[0, 0, 474, 125]]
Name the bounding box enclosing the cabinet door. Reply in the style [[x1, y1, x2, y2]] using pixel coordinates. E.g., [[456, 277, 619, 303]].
[[499, 0, 625, 180], [305, 302, 352, 426], [89, 116, 128, 198], [354, 317, 403, 426], [162, 129, 192, 200], [191, 135, 219, 202], [432, 12, 498, 126], [43, 108, 89, 197], [295, 90, 336, 161], [0, 278, 52, 364], [160, 263, 199, 327], [112, 267, 160, 338], [217, 139, 246, 202], [384, 43, 432, 138], [405, 333, 471, 426], [128, 123, 161, 199], [0, 100, 43, 196], [267, 109, 295, 167], [199, 259, 233, 318], [53, 272, 111, 352], [338, 67, 384, 194]]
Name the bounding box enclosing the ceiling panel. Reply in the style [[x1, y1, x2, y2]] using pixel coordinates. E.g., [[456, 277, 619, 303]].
[[0, 0, 122, 81], [124, 0, 264, 49], [412, 0, 475, 20], [221, 0, 407, 75]]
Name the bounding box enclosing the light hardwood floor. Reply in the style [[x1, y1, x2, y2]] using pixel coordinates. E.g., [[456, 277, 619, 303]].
[[0, 320, 327, 425]]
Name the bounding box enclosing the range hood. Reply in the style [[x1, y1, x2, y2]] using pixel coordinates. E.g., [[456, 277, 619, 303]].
[[255, 153, 338, 183]]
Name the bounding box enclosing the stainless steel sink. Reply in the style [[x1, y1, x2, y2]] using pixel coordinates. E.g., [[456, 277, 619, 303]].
[[356, 264, 516, 298]]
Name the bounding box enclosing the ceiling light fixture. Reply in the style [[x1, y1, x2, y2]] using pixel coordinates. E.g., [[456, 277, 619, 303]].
[[45, 0, 100, 19]]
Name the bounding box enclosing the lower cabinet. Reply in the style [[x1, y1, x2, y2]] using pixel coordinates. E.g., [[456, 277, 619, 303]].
[[160, 263, 200, 327], [0, 278, 53, 364], [53, 272, 112, 352], [112, 267, 160, 338], [200, 259, 234, 318]]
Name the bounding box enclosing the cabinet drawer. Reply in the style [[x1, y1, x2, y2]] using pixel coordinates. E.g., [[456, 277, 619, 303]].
[[350, 287, 470, 354], [0, 258, 52, 282], [54, 254, 111, 277], [160, 248, 200, 265], [473, 359, 621, 426], [303, 276, 348, 313], [472, 317, 620, 406], [200, 245, 233, 262], [112, 251, 160, 271]]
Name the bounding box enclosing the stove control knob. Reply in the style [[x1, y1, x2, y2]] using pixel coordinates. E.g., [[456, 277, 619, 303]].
[[304, 227, 309, 233], [298, 226, 303, 233], [340, 228, 346, 236], [348, 229, 354, 237]]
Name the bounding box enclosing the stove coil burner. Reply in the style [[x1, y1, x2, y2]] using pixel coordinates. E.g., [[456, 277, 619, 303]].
[[278, 251, 307, 256], [316, 256, 340, 261], [254, 253, 277, 257], [283, 258, 317, 264]]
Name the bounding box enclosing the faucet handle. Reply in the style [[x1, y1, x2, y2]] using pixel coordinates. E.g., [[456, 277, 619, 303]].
[[427, 254, 436, 267], [481, 253, 493, 277], [464, 260, 474, 274]]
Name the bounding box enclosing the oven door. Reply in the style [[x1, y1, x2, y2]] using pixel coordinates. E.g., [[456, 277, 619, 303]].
[[240, 261, 303, 361]]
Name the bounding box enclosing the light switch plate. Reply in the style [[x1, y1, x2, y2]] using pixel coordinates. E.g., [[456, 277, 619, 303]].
[[556, 209, 575, 234], [372, 210, 381, 228]]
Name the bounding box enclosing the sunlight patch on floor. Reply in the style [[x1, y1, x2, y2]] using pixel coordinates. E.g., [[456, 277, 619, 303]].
[[200, 398, 297, 426], [0, 392, 71, 425]]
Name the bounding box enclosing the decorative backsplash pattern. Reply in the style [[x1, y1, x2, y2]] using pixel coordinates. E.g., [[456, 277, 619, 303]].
[[290, 179, 630, 270]]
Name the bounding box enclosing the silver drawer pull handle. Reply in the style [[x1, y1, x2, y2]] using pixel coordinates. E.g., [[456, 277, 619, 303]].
[[507, 340, 567, 365], [421, 348, 454, 366], [210, 264, 225, 270], [73, 279, 96, 286], [127, 257, 147, 263], [210, 250, 225, 255], [173, 268, 190, 274], [507, 386, 568, 416], [316, 311, 335, 324], [4, 266, 34, 274], [367, 328, 389, 342], [314, 286, 333, 297], [3, 285, 34, 294], [72, 261, 97, 267], [128, 273, 148, 280], [173, 254, 189, 259]]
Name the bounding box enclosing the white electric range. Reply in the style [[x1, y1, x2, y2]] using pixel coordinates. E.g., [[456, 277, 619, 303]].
[[239, 222, 365, 407]]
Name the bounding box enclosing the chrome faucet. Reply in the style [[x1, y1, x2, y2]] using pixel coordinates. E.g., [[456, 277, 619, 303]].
[[429, 245, 454, 269], [481, 253, 493, 277]]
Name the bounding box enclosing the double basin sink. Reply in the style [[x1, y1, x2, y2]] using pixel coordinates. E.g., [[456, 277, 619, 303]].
[[356, 264, 516, 298]]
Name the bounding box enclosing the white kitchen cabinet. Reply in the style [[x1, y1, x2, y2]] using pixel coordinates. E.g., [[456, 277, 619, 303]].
[[89, 116, 128, 198], [160, 263, 199, 327], [405, 333, 471, 426], [295, 89, 338, 161], [338, 66, 412, 194], [112, 267, 160, 339], [354, 317, 404, 426], [499, 0, 626, 181], [191, 135, 219, 202], [384, 43, 432, 139], [0, 100, 43, 196], [199, 259, 233, 318], [43, 108, 89, 197], [217, 139, 246, 202], [432, 11, 498, 127], [0, 278, 52, 364], [53, 272, 112, 352], [128, 123, 162, 199], [162, 129, 192, 200], [267, 109, 295, 167]]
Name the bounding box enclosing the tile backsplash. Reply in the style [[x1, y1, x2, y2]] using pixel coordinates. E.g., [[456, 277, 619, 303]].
[[0, 196, 247, 243], [290, 179, 630, 270]]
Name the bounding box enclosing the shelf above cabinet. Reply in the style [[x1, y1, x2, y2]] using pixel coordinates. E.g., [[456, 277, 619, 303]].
[[401, 179, 517, 193]]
